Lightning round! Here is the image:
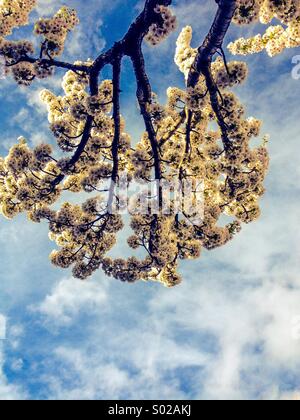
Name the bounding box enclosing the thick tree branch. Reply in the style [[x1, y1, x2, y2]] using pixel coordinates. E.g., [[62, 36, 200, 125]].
[[50, 0, 172, 190], [188, 0, 236, 88], [159, 110, 185, 148], [131, 46, 163, 258], [202, 64, 231, 149], [16, 56, 90, 73], [188, 0, 236, 149], [131, 47, 162, 184], [108, 56, 122, 211], [47, 0, 237, 194], [111, 57, 122, 184], [51, 95, 94, 188], [92, 0, 172, 74]]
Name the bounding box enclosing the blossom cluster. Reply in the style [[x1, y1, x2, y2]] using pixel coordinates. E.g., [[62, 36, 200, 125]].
[[0, 137, 61, 220], [174, 26, 197, 79], [48, 205, 123, 281], [0, 6, 79, 85], [34, 7, 79, 57], [145, 5, 177, 46], [40, 68, 130, 191], [0, 65, 130, 280], [0, 0, 36, 37], [229, 0, 300, 56], [233, 0, 263, 26]]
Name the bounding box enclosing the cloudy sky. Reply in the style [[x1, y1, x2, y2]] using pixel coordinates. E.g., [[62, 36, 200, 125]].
[[0, 0, 300, 400]]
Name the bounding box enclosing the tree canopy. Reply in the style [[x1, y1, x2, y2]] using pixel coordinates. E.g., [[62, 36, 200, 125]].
[[0, 0, 297, 286]]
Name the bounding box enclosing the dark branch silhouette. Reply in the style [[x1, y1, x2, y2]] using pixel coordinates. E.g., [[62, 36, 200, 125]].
[[188, 0, 236, 149]]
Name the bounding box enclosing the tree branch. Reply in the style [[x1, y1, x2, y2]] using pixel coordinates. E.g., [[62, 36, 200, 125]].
[[188, 0, 236, 88], [17, 56, 90, 73], [188, 0, 236, 150], [92, 0, 172, 73], [131, 47, 162, 185], [49, 0, 172, 190], [44, 0, 237, 193], [108, 56, 122, 211]]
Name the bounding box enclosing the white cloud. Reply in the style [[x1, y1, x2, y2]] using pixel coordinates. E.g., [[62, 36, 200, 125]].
[[0, 327, 26, 400], [33, 277, 108, 326], [33, 256, 300, 399], [46, 347, 131, 400], [277, 391, 300, 400], [1, 0, 300, 401], [151, 274, 300, 399]]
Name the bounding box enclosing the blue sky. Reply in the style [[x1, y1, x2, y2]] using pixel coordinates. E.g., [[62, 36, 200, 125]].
[[0, 0, 300, 400]]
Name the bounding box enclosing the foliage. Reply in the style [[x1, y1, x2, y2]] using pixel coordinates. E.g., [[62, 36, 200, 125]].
[[0, 0, 291, 286]]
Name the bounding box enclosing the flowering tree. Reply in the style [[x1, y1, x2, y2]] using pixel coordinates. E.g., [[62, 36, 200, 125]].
[[0, 0, 295, 287]]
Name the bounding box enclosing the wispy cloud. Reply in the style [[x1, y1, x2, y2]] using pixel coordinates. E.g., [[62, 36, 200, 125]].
[[0, 338, 26, 400], [32, 277, 108, 326], [0, 0, 300, 401]]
